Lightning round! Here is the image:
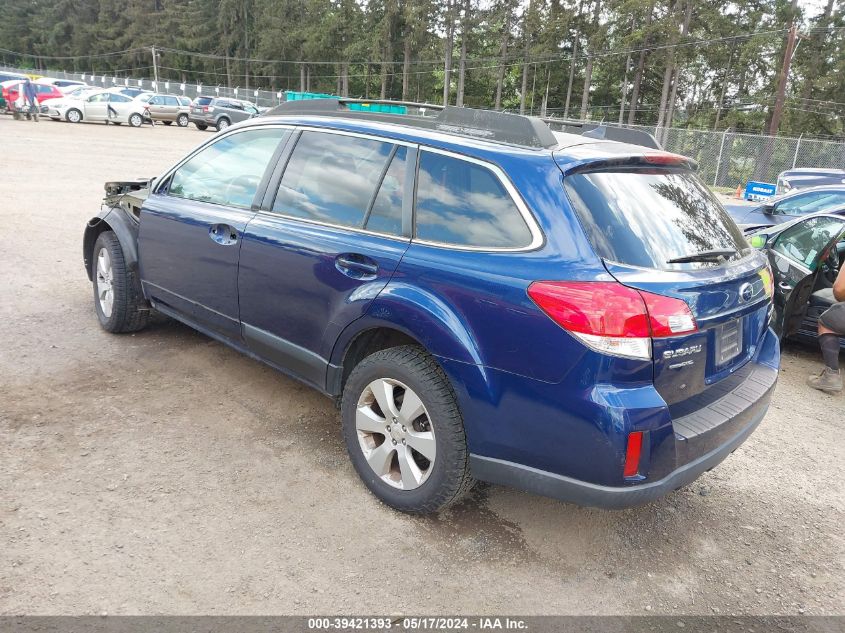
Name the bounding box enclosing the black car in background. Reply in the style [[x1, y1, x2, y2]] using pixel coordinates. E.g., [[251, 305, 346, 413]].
[[777, 168, 845, 194], [747, 211, 845, 348]]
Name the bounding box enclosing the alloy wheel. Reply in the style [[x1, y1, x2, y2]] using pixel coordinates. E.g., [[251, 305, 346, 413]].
[[96, 247, 114, 318], [355, 378, 436, 490]]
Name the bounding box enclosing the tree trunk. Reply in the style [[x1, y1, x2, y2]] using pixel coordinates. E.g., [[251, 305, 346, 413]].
[[661, 0, 691, 142], [341, 62, 349, 97], [654, 0, 681, 130], [442, 0, 455, 105], [494, 4, 511, 110], [402, 37, 411, 100], [519, 0, 534, 114], [564, 36, 578, 118], [300, 63, 305, 92], [579, 56, 592, 119], [456, 0, 470, 106], [579, 0, 602, 120], [618, 50, 631, 124], [380, 36, 392, 99]]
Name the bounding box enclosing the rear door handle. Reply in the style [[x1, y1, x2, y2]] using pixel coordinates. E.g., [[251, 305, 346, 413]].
[[209, 224, 239, 246], [336, 254, 379, 278], [778, 281, 793, 292]]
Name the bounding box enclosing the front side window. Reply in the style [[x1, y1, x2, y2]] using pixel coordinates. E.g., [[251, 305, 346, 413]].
[[364, 146, 407, 236], [773, 216, 845, 269], [168, 128, 288, 209], [273, 131, 396, 228], [414, 151, 533, 248]]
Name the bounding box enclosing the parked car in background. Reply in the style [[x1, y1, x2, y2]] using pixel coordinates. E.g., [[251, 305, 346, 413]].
[[777, 168, 845, 194], [724, 185, 845, 230], [2, 81, 63, 106], [188, 97, 259, 131], [82, 101, 779, 513], [46, 90, 149, 126], [107, 86, 150, 99], [144, 93, 192, 126], [747, 211, 845, 348], [35, 77, 88, 93], [0, 71, 28, 107], [62, 85, 96, 100]]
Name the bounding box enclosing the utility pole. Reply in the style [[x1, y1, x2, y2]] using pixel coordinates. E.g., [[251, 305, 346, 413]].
[[768, 23, 798, 137], [151, 45, 159, 86]]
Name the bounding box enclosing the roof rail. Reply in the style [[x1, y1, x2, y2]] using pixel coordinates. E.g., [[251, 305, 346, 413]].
[[542, 117, 662, 150], [265, 98, 559, 149]]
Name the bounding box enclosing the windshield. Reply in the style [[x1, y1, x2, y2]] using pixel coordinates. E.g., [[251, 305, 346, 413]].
[[564, 168, 749, 270]]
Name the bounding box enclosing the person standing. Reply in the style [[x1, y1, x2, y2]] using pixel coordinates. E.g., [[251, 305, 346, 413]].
[[106, 93, 119, 124], [22, 78, 39, 121], [808, 263, 845, 394]]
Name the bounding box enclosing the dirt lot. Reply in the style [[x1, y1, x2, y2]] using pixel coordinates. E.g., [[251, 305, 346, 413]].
[[0, 115, 843, 617]]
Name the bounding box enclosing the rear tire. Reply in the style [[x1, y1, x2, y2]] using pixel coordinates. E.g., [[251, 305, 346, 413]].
[[177, 113, 189, 127], [341, 345, 474, 513], [91, 231, 149, 333], [216, 117, 230, 132]]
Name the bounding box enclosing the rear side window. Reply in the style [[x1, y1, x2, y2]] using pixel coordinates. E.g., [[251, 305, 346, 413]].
[[414, 151, 532, 248], [273, 131, 395, 228], [564, 169, 748, 270], [168, 128, 288, 208]]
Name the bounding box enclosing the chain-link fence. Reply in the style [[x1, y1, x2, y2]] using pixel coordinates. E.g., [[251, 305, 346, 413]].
[[615, 124, 845, 191], [5, 65, 845, 191]]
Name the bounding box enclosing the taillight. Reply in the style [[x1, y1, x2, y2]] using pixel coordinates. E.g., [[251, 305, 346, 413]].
[[203, 105, 213, 113], [527, 281, 697, 360], [623, 431, 643, 478]]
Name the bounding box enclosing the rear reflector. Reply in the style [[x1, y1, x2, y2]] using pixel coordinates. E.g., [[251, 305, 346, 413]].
[[527, 281, 698, 360], [623, 431, 643, 478]]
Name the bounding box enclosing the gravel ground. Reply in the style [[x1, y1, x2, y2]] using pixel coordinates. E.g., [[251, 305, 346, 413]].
[[0, 115, 843, 616]]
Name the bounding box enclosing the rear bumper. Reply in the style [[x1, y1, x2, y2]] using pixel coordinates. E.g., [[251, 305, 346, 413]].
[[471, 380, 772, 509], [467, 346, 778, 509]]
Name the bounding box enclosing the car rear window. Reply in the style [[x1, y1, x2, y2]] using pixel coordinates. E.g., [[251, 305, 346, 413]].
[[194, 97, 212, 106], [563, 169, 748, 270]]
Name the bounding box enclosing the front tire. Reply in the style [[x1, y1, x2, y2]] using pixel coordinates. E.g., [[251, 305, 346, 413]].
[[177, 113, 189, 127], [128, 113, 143, 127], [216, 117, 230, 132], [195, 123, 208, 131], [341, 346, 474, 513], [163, 120, 172, 126], [66, 108, 82, 123], [91, 231, 149, 333]]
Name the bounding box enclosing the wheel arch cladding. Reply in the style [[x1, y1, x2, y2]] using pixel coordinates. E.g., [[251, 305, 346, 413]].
[[83, 209, 140, 281]]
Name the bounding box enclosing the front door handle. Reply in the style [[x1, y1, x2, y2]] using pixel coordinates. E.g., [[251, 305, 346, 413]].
[[336, 254, 379, 278], [778, 281, 794, 292], [209, 224, 239, 246]]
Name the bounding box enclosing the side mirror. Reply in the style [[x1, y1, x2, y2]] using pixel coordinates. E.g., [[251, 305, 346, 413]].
[[749, 234, 769, 249], [761, 203, 775, 215]]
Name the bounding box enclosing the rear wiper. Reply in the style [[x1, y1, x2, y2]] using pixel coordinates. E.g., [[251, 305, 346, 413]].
[[666, 249, 737, 264]]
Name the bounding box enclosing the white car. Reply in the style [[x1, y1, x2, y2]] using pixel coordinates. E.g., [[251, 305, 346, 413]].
[[46, 90, 149, 126]]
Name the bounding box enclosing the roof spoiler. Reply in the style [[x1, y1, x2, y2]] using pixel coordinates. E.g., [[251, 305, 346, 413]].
[[542, 118, 662, 150]]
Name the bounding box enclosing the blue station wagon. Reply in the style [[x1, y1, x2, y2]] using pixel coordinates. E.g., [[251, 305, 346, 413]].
[[83, 101, 780, 513]]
